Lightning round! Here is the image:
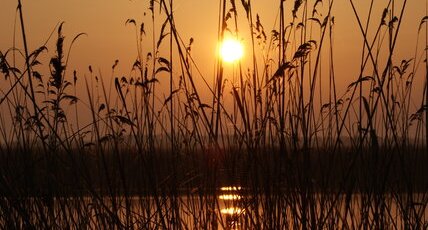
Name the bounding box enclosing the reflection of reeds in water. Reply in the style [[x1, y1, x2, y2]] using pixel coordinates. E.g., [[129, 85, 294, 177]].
[[0, 0, 428, 228]]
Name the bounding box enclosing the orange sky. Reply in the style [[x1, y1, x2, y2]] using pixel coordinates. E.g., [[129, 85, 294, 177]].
[[1, 0, 426, 104]]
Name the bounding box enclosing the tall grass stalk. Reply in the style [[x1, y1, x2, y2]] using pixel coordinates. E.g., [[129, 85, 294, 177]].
[[0, 0, 427, 228]]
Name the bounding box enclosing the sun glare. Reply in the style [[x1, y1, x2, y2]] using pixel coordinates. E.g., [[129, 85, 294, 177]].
[[220, 38, 244, 63]]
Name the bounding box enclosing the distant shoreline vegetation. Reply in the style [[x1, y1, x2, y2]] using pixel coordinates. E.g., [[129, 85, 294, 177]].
[[0, 145, 427, 196]]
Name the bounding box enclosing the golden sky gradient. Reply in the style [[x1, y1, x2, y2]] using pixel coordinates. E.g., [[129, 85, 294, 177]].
[[1, 0, 426, 101]]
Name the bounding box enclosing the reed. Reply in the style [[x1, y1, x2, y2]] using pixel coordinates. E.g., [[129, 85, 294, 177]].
[[0, 0, 427, 228]]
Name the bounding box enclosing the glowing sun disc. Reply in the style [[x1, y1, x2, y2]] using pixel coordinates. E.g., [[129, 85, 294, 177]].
[[220, 38, 244, 63]]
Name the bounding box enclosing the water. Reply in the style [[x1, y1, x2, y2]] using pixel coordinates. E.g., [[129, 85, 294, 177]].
[[1, 187, 427, 229]]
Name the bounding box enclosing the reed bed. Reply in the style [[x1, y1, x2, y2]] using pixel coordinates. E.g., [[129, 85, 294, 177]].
[[0, 0, 427, 229]]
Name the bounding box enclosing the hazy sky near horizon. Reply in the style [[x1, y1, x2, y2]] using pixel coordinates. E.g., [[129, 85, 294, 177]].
[[0, 0, 426, 100]]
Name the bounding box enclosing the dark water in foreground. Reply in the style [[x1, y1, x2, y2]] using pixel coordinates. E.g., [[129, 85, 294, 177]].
[[2, 186, 427, 229]]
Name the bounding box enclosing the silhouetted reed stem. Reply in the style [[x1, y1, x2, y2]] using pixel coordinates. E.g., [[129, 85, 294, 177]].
[[1, 0, 427, 228], [16, 0, 49, 197], [425, 2, 428, 150]]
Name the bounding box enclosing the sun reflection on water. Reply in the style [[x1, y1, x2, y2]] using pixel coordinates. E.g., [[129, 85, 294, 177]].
[[219, 194, 242, 200], [219, 186, 245, 229], [220, 207, 244, 215]]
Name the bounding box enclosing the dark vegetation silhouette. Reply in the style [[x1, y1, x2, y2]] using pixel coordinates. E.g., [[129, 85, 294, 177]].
[[0, 0, 427, 228]]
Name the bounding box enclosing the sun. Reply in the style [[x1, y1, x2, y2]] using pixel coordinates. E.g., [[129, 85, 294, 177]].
[[219, 38, 244, 63]]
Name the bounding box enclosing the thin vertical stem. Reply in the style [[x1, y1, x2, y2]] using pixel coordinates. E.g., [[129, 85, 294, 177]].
[[17, 0, 48, 196], [169, 0, 174, 153], [17, 0, 43, 143], [425, 0, 428, 150], [213, 0, 227, 142], [246, 0, 258, 143], [279, 0, 286, 154]]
